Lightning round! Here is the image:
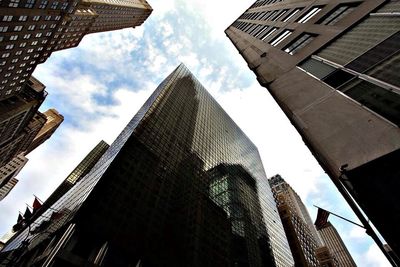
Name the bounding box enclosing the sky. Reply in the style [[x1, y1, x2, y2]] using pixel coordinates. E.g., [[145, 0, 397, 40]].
[[0, 0, 391, 266]]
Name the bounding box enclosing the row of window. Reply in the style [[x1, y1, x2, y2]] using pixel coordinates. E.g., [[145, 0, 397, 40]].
[[299, 57, 400, 126], [250, 0, 283, 9], [6, 0, 69, 10], [2, 15, 61, 25], [0, 24, 58, 35], [234, 21, 315, 54], [233, 3, 359, 56], [241, 3, 358, 26]]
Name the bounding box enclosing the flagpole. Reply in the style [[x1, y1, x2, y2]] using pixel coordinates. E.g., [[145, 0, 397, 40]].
[[33, 194, 44, 204], [313, 205, 365, 229], [333, 172, 400, 266]]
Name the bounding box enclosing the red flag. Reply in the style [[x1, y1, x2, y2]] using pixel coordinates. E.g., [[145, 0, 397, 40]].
[[32, 197, 42, 212], [314, 207, 330, 230]]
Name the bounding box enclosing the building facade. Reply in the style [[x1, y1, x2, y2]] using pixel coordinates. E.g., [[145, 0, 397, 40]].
[[0, 76, 46, 167], [25, 108, 64, 154], [0, 64, 294, 267], [269, 174, 336, 267], [0, 153, 28, 200], [226, 0, 400, 259], [0, 0, 152, 100], [317, 222, 356, 267]]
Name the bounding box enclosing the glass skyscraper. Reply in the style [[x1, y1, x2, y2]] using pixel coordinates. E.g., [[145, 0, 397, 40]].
[[0, 64, 293, 266]]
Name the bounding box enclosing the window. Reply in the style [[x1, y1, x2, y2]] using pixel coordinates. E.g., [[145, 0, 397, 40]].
[[13, 25, 23, 31], [31, 41, 38, 45], [20, 42, 26, 47], [10, 35, 18, 40], [282, 8, 302, 22], [318, 4, 357, 25], [23, 34, 31, 39], [284, 33, 315, 55], [51, 1, 58, 9], [343, 79, 400, 126], [33, 16, 40, 21], [9, 0, 20, 7], [18, 15, 28, 21], [2, 53, 10, 58], [40, 24, 46, 29], [27, 49, 34, 53], [61, 2, 68, 9], [260, 27, 278, 41], [35, 33, 42, 37], [5, 44, 14, 50], [323, 69, 355, 88], [2, 16, 13, 22], [0, 26, 9, 32], [270, 30, 292, 46], [39, 0, 47, 8], [15, 50, 22, 55], [273, 9, 288, 21], [297, 7, 323, 23], [45, 15, 51, 20], [254, 25, 270, 38], [28, 25, 35, 30], [25, 0, 35, 8]]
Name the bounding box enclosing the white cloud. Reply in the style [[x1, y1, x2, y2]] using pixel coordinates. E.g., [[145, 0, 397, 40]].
[[356, 245, 391, 267]]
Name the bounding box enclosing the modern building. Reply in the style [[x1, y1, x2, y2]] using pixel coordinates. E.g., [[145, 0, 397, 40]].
[[0, 141, 108, 252], [0, 153, 28, 201], [0, 64, 294, 267], [0, 0, 152, 100], [43, 140, 109, 210], [226, 0, 400, 260], [25, 108, 64, 154], [317, 222, 357, 267], [269, 174, 336, 266]]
